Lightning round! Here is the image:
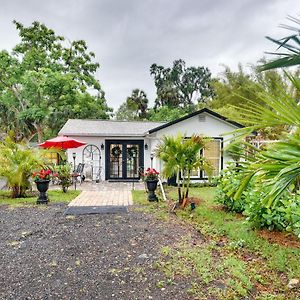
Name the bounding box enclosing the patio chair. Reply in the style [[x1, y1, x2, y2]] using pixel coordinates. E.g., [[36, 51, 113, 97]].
[[72, 163, 85, 184]]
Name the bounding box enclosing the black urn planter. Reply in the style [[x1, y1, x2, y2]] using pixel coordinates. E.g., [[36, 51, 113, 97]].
[[35, 180, 50, 204], [146, 179, 158, 202]]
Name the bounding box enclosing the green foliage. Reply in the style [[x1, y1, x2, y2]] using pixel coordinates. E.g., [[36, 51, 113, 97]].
[[241, 187, 300, 237], [216, 163, 300, 237], [0, 136, 45, 198], [116, 89, 149, 120], [54, 164, 72, 192], [150, 59, 214, 109], [148, 106, 187, 122], [132, 187, 300, 298], [215, 163, 247, 213], [0, 21, 112, 142], [208, 64, 290, 139], [156, 134, 211, 203], [220, 19, 300, 234], [260, 16, 300, 71]]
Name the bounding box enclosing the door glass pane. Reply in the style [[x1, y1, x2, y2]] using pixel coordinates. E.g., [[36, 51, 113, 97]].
[[109, 144, 123, 178], [126, 144, 139, 178], [204, 140, 221, 176]]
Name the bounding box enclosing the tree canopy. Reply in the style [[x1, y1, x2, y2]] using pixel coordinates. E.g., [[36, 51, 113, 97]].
[[207, 63, 294, 138], [150, 59, 214, 110], [116, 89, 149, 121], [0, 21, 112, 142]]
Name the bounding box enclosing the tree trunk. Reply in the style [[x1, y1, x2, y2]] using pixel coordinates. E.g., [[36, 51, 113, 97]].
[[176, 170, 183, 204], [34, 123, 44, 143], [185, 171, 191, 198], [181, 172, 186, 203]]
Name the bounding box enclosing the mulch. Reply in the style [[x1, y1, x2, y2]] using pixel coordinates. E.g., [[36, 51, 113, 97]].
[[258, 229, 300, 249], [0, 203, 194, 300]]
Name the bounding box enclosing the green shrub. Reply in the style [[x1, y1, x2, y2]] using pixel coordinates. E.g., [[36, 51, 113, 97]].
[[243, 187, 287, 231], [215, 163, 247, 213], [0, 136, 46, 198], [244, 191, 300, 237], [54, 164, 72, 193], [216, 163, 300, 237]]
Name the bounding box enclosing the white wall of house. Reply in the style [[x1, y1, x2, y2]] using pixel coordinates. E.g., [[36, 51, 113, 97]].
[[63, 111, 239, 182], [65, 136, 105, 180], [147, 112, 238, 180], [65, 136, 148, 181]]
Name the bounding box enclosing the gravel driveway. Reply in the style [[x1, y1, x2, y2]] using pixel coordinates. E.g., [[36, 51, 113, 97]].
[[0, 204, 192, 300]]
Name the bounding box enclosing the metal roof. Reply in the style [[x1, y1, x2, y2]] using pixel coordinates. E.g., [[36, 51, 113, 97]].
[[58, 119, 165, 137]]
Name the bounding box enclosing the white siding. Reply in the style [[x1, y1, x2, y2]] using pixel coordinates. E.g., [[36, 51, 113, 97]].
[[63, 112, 240, 181], [147, 112, 238, 180]]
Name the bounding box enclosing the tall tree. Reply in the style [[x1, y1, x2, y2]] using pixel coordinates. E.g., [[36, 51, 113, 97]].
[[150, 59, 214, 109], [116, 89, 149, 120], [0, 21, 112, 142], [208, 63, 293, 138]]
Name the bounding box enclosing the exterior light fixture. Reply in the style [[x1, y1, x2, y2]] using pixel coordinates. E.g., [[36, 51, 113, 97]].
[[150, 152, 154, 168], [72, 152, 77, 190], [72, 152, 76, 172], [144, 143, 148, 150], [101, 143, 104, 150]]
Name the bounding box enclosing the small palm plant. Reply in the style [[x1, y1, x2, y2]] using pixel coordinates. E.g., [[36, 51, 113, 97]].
[[156, 134, 212, 204], [0, 136, 45, 198]]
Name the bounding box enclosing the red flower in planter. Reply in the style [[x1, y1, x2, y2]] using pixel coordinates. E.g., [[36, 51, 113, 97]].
[[142, 168, 159, 181], [32, 168, 55, 181]]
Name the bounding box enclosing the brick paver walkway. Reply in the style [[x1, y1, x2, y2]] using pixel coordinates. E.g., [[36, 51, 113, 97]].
[[68, 190, 133, 207]]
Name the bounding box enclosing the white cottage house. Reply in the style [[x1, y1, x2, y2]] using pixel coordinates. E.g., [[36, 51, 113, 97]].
[[58, 108, 243, 182]]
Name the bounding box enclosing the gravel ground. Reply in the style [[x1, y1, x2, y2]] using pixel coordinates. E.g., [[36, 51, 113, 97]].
[[0, 204, 195, 300]]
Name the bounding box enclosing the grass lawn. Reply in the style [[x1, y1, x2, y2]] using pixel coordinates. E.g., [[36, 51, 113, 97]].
[[0, 190, 80, 207], [132, 187, 300, 299]]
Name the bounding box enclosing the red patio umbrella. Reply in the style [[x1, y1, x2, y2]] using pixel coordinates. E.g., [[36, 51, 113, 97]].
[[38, 136, 86, 149]]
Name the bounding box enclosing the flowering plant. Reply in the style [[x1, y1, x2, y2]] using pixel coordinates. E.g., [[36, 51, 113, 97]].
[[142, 168, 159, 181], [32, 169, 57, 181]]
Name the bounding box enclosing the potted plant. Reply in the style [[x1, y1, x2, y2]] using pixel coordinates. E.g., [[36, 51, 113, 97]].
[[54, 164, 72, 193], [32, 169, 57, 204], [143, 168, 159, 202]]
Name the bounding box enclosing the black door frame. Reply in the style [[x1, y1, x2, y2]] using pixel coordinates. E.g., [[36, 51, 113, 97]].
[[105, 139, 144, 180]]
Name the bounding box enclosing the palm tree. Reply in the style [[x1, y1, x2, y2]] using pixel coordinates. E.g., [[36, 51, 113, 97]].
[[156, 134, 211, 204], [0, 136, 46, 198], [228, 16, 300, 207], [126, 89, 149, 119], [156, 134, 184, 203]]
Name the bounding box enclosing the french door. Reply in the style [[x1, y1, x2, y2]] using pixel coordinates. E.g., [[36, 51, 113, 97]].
[[105, 140, 144, 180]]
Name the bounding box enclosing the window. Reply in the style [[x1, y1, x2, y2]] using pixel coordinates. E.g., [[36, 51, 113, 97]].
[[181, 137, 222, 179], [203, 139, 221, 177]]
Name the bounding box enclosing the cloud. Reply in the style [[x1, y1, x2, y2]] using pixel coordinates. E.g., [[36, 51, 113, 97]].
[[0, 0, 298, 109]]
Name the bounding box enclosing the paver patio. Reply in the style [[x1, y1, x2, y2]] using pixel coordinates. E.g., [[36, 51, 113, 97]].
[[68, 190, 133, 207], [65, 181, 144, 208]]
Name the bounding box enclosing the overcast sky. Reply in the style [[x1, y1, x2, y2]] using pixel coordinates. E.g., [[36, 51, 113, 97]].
[[0, 0, 299, 109]]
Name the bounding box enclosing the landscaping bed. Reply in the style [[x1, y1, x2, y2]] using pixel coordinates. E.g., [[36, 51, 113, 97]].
[[133, 187, 300, 299]]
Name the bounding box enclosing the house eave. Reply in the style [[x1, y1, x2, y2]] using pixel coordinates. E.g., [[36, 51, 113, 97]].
[[148, 108, 244, 134], [59, 133, 147, 138]]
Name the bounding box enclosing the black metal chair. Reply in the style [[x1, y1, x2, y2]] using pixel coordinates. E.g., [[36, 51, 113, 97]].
[[72, 163, 85, 184]]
